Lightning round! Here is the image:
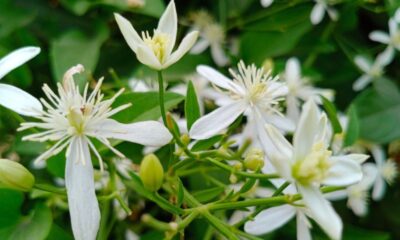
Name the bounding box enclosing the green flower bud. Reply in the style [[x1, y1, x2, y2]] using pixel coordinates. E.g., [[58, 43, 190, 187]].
[[139, 154, 164, 192], [180, 134, 191, 146], [0, 159, 35, 192], [244, 148, 264, 171]]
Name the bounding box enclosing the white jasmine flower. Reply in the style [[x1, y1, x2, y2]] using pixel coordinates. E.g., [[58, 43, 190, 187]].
[[190, 61, 289, 140], [114, 1, 199, 70], [190, 22, 229, 66], [18, 65, 172, 240], [260, 0, 273, 8], [369, 18, 400, 65], [283, 58, 334, 123], [310, 0, 338, 25], [352, 54, 388, 91], [264, 99, 368, 240], [0, 46, 42, 116]]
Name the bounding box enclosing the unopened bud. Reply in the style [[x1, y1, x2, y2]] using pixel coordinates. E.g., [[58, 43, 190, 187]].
[[140, 154, 164, 192], [0, 159, 35, 192], [233, 162, 243, 171], [244, 148, 264, 171], [262, 58, 274, 73], [180, 134, 190, 146], [229, 173, 238, 184]]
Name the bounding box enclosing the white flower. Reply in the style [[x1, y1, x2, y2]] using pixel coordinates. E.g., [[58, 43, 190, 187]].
[[190, 22, 229, 66], [0, 46, 42, 116], [310, 0, 338, 25], [18, 65, 172, 240], [189, 61, 289, 140], [114, 1, 199, 70], [283, 58, 334, 123], [264, 99, 368, 240], [352, 54, 388, 91], [369, 18, 400, 65], [260, 0, 273, 8]]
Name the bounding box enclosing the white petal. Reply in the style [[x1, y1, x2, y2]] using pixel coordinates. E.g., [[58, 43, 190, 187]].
[[197, 65, 242, 94], [244, 205, 296, 235], [266, 114, 295, 132], [372, 175, 386, 201], [327, 7, 339, 21], [190, 38, 210, 54], [310, 3, 325, 25], [164, 31, 199, 68], [376, 46, 395, 66], [369, 31, 390, 44], [157, 0, 177, 56], [325, 189, 348, 201], [285, 58, 301, 85], [65, 137, 100, 240], [286, 95, 301, 123], [395, 9, 400, 23], [136, 45, 162, 70], [323, 156, 363, 186], [352, 75, 372, 91], [189, 101, 247, 140], [370, 144, 385, 166], [89, 119, 172, 147], [265, 124, 293, 160], [348, 196, 368, 217], [298, 185, 342, 240], [354, 56, 371, 72], [293, 99, 320, 160], [389, 19, 397, 36], [0, 83, 42, 116], [210, 43, 229, 67], [297, 211, 312, 240], [0, 47, 40, 80], [114, 13, 143, 53], [330, 153, 369, 165], [260, 0, 273, 8]]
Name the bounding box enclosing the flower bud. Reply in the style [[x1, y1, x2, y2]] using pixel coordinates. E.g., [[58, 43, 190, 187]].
[[180, 134, 191, 146], [0, 159, 35, 192], [244, 148, 265, 171], [139, 154, 164, 192]]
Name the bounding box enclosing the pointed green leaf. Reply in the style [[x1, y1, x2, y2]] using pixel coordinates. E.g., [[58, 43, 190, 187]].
[[185, 81, 201, 131]]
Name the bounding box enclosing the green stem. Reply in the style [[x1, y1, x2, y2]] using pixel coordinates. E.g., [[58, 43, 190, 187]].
[[33, 183, 66, 195], [272, 181, 290, 197], [157, 71, 167, 125], [141, 214, 173, 231]]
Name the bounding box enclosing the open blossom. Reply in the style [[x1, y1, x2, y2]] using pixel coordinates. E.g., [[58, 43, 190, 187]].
[[264, 99, 368, 240], [190, 61, 289, 140], [114, 1, 198, 70], [283, 58, 334, 123], [369, 18, 400, 65], [310, 0, 338, 25], [0, 46, 42, 116], [17, 65, 172, 240], [352, 54, 388, 91]]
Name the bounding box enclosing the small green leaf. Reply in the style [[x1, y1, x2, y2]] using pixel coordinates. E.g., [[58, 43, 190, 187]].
[[192, 187, 225, 203], [176, 178, 184, 207], [321, 96, 342, 134], [238, 178, 257, 195], [191, 135, 223, 152], [0, 189, 23, 228], [344, 105, 359, 147], [185, 81, 201, 131]]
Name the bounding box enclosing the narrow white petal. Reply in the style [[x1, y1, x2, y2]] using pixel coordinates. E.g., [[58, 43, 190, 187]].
[[190, 38, 210, 54], [157, 0, 177, 56], [260, 0, 273, 8], [285, 58, 301, 85], [395, 9, 400, 23], [164, 31, 199, 68], [210, 44, 229, 67], [0, 47, 40, 80], [265, 124, 293, 160], [197, 65, 242, 94], [352, 75, 372, 91], [310, 3, 325, 25], [325, 189, 348, 201], [330, 154, 369, 165], [354, 56, 371, 72], [389, 19, 397, 36], [298, 184, 342, 240], [266, 114, 295, 132], [327, 7, 339, 21], [65, 137, 100, 240], [114, 13, 143, 53], [0, 83, 42, 116], [136, 45, 162, 70], [89, 119, 172, 147], [244, 205, 296, 235], [376, 46, 395, 66], [323, 156, 363, 186], [189, 101, 247, 140], [369, 31, 390, 44], [286, 95, 301, 123], [297, 211, 312, 240], [371, 145, 385, 166], [372, 175, 386, 201]]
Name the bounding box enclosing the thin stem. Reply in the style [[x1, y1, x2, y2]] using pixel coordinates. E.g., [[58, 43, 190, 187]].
[[272, 181, 290, 197], [34, 183, 66, 195], [157, 71, 167, 125]]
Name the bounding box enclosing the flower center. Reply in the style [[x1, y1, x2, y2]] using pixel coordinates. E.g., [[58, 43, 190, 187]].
[[292, 142, 332, 185], [247, 83, 267, 104], [142, 31, 170, 63], [204, 23, 225, 44], [380, 159, 398, 185], [67, 105, 92, 135]]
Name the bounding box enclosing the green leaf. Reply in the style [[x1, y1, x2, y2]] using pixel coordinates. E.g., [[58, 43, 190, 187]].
[[192, 187, 225, 203], [191, 135, 223, 152], [321, 96, 342, 134], [185, 81, 201, 131], [353, 78, 400, 144], [344, 105, 359, 147], [176, 178, 184, 207], [50, 24, 109, 84], [46, 224, 73, 240], [0, 189, 23, 228], [112, 91, 184, 123], [0, 0, 36, 38]]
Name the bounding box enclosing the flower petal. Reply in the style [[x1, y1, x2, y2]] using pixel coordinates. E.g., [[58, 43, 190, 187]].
[[323, 156, 363, 186], [190, 38, 210, 54], [354, 56, 371, 72], [197, 65, 242, 94], [369, 31, 390, 44], [157, 0, 177, 56], [0, 47, 40, 80], [265, 124, 293, 160], [0, 83, 42, 116], [297, 211, 312, 240], [260, 0, 273, 8], [136, 45, 162, 70], [88, 119, 172, 147], [189, 101, 247, 140], [372, 175, 386, 201], [298, 184, 342, 240], [352, 75, 372, 91], [310, 3, 325, 25], [210, 43, 229, 67], [376, 46, 395, 66], [244, 205, 296, 235], [164, 31, 199, 68], [65, 137, 100, 240], [285, 58, 301, 85], [370, 145, 385, 165], [114, 13, 143, 53]]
